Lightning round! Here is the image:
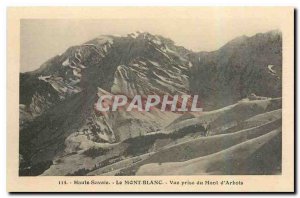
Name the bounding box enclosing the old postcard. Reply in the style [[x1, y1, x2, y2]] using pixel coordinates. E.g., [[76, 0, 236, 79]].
[[7, 7, 294, 192]]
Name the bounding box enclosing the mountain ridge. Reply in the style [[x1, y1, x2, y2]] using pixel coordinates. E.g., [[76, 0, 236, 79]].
[[19, 29, 282, 176]]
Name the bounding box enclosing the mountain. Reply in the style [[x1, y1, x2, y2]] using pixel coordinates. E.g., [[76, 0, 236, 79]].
[[19, 30, 282, 176], [188, 30, 282, 109]]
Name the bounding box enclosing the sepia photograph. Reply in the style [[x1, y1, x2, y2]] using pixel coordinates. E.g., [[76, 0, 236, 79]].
[[19, 19, 283, 177], [6, 7, 294, 192]]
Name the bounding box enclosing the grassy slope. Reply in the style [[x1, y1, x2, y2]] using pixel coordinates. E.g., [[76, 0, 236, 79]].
[[136, 128, 281, 175]]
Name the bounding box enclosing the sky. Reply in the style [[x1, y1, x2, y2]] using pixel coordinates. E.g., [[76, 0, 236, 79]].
[[20, 18, 281, 72]]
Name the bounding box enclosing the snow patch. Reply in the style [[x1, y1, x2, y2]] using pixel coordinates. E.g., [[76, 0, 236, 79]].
[[165, 46, 176, 54], [73, 69, 82, 78], [103, 45, 108, 53], [139, 61, 147, 65], [148, 60, 160, 67], [38, 75, 51, 81], [152, 39, 162, 45], [62, 58, 70, 66], [129, 32, 140, 39], [268, 65, 276, 74]]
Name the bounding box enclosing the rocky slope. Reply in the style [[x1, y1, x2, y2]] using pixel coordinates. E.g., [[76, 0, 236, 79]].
[[19, 30, 282, 176], [189, 30, 282, 109]]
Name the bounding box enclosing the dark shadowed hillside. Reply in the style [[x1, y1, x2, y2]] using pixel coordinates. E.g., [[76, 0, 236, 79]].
[[188, 30, 282, 109]]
